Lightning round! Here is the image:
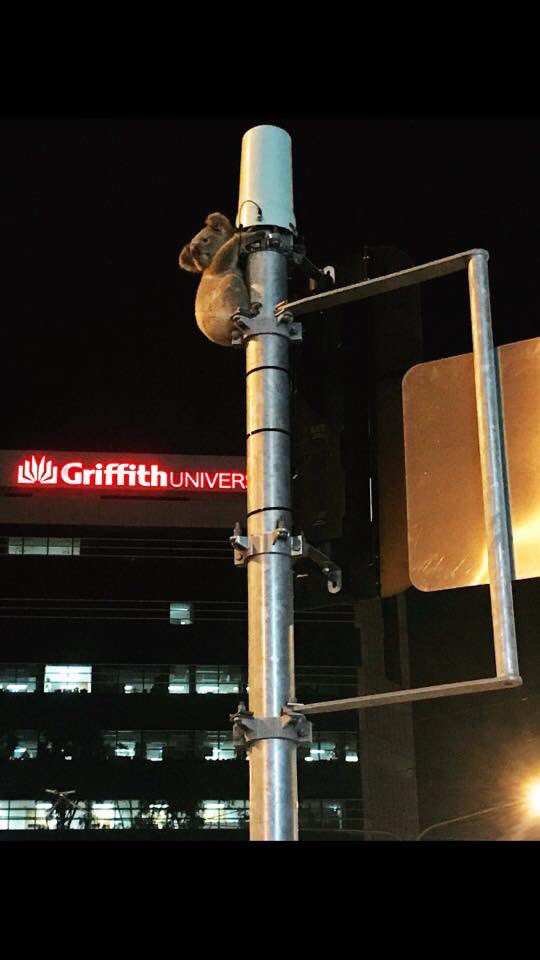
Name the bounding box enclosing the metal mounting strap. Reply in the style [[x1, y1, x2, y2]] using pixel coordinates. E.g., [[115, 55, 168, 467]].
[[231, 309, 302, 345], [230, 704, 312, 750], [230, 522, 342, 593]]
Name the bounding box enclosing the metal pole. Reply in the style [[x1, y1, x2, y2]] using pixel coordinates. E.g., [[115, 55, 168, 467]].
[[244, 252, 298, 841], [238, 126, 298, 840], [468, 252, 519, 679]]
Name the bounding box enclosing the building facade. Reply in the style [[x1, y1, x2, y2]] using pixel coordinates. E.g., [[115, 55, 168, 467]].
[[0, 449, 366, 839]]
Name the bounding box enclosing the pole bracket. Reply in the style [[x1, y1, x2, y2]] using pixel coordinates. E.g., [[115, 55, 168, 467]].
[[231, 308, 302, 346], [290, 533, 342, 593], [230, 522, 342, 593], [230, 702, 312, 750]]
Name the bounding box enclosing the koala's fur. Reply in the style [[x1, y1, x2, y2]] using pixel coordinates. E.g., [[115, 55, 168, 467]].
[[179, 212, 249, 347]]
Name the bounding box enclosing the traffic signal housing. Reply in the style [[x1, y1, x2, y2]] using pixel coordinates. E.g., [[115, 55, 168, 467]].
[[292, 246, 423, 604]]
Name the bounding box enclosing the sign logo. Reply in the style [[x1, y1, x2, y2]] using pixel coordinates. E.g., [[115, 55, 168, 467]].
[[18, 456, 59, 485], [15, 455, 246, 493]]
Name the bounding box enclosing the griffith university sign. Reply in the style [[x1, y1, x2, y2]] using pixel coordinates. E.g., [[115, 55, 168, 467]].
[[0, 450, 246, 528], [16, 454, 246, 493]]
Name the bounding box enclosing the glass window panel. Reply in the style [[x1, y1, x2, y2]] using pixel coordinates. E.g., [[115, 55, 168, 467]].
[[48, 538, 81, 556], [203, 731, 235, 761], [321, 801, 343, 829], [345, 733, 359, 763], [102, 731, 117, 759], [201, 800, 224, 828], [169, 602, 193, 626], [91, 802, 118, 829], [201, 801, 247, 829], [8, 538, 23, 555], [147, 669, 169, 694], [196, 666, 219, 694], [148, 803, 168, 828], [222, 800, 248, 828], [7, 800, 38, 830], [91, 801, 134, 830], [22, 537, 49, 555], [193, 731, 212, 760], [167, 732, 193, 759], [119, 668, 144, 694], [0, 665, 37, 693], [299, 800, 322, 826], [143, 732, 166, 761], [169, 665, 189, 695], [195, 666, 241, 694], [317, 730, 358, 762], [1, 681, 36, 693], [11, 731, 38, 759], [200, 731, 218, 760], [218, 666, 241, 694], [44, 665, 92, 693], [115, 731, 140, 759], [92, 666, 118, 694]]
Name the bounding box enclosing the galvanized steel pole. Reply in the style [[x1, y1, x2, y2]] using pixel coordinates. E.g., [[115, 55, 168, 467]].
[[468, 251, 519, 679], [238, 127, 298, 840]]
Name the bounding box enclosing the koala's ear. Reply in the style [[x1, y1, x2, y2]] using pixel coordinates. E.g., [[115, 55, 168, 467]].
[[179, 245, 200, 273], [206, 212, 234, 236]]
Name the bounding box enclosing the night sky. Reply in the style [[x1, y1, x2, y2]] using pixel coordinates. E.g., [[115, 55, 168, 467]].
[[2, 118, 538, 453], [1, 117, 539, 835]]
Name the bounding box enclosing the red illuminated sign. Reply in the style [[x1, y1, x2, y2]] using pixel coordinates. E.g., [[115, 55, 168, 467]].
[[16, 455, 246, 493]]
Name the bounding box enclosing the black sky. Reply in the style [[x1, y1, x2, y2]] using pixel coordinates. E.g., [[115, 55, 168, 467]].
[[1, 117, 538, 455]]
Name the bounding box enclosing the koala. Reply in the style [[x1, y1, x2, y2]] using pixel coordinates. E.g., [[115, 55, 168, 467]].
[[179, 212, 249, 346]]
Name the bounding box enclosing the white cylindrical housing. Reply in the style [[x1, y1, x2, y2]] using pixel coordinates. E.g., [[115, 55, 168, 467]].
[[236, 125, 296, 232]]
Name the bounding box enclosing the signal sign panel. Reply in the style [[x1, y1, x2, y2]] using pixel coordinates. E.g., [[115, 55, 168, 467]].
[[403, 337, 540, 590]]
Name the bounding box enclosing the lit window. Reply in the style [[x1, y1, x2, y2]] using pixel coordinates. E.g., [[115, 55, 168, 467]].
[[20, 537, 49, 556], [5, 731, 38, 760], [119, 668, 144, 694], [195, 665, 241, 694], [0, 800, 48, 831], [201, 800, 247, 829], [198, 731, 235, 761], [8, 537, 80, 556], [143, 733, 166, 762], [48, 538, 81, 556], [322, 801, 343, 829], [148, 803, 168, 828], [44, 665, 92, 693], [0, 665, 37, 694], [7, 538, 23, 554], [91, 802, 122, 830], [304, 732, 359, 762], [168, 665, 189, 694], [169, 602, 193, 626], [114, 731, 140, 759], [119, 667, 162, 694]]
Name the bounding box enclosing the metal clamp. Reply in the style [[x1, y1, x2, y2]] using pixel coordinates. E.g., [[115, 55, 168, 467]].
[[238, 229, 295, 258], [230, 702, 312, 750], [231, 308, 302, 346], [291, 533, 342, 593], [230, 522, 342, 593], [230, 520, 297, 566]]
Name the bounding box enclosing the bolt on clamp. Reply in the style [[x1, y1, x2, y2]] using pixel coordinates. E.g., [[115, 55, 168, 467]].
[[231, 307, 302, 346], [230, 522, 342, 593], [230, 702, 312, 751]]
